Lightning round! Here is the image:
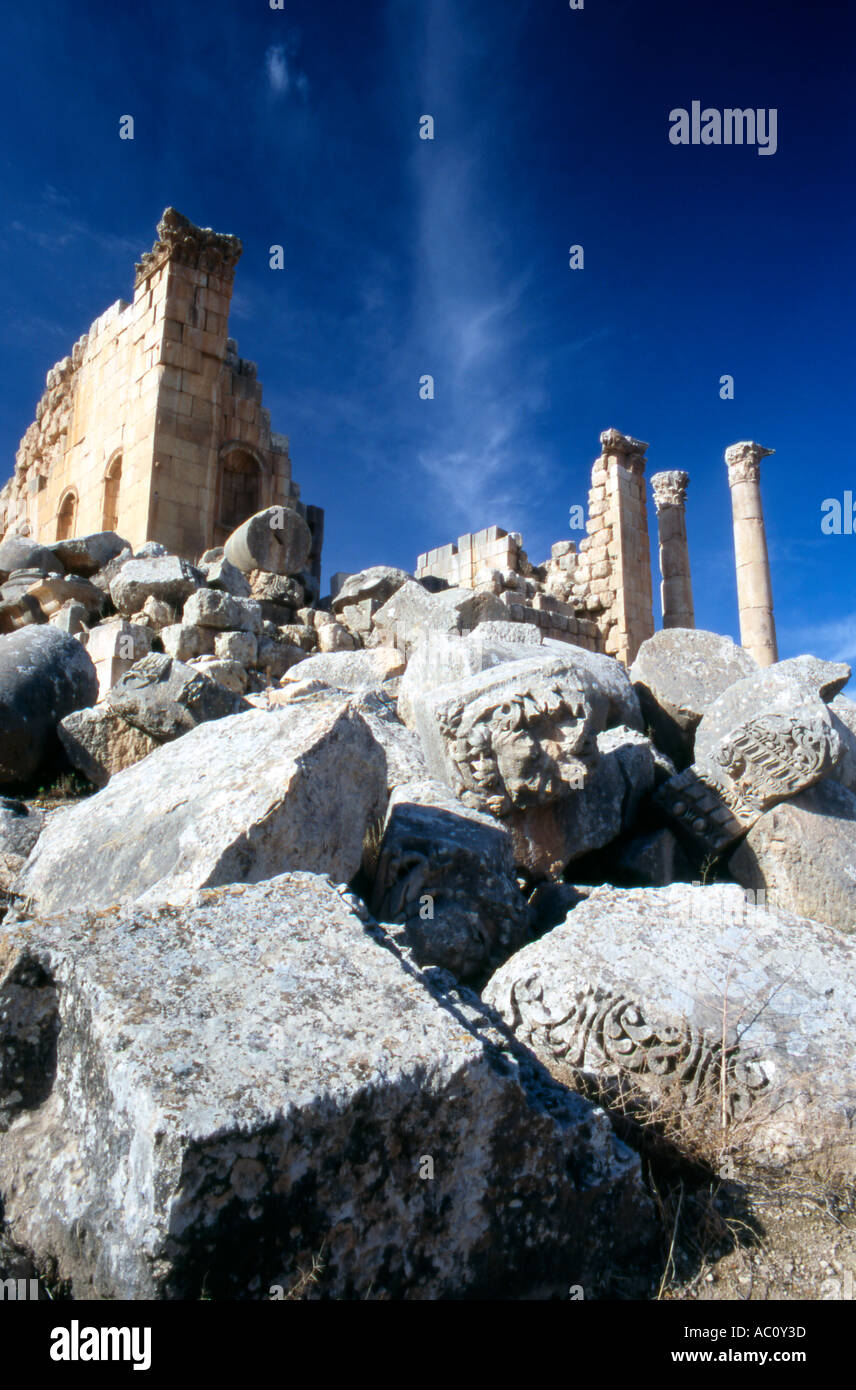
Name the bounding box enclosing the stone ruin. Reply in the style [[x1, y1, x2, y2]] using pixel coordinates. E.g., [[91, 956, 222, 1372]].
[[415, 428, 779, 669], [0, 209, 853, 1304], [0, 208, 323, 592], [0, 205, 780, 678]]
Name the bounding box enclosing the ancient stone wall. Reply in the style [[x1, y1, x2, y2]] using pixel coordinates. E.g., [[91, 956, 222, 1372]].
[[414, 429, 655, 665], [416, 526, 601, 650], [0, 209, 320, 574], [417, 526, 522, 587]]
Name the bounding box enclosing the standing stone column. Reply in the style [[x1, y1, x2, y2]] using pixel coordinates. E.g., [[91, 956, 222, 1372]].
[[725, 441, 777, 667], [651, 470, 694, 629]]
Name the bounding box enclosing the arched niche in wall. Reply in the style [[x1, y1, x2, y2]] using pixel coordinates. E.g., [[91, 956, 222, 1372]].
[[216, 445, 266, 536], [102, 452, 123, 532], [56, 489, 78, 542]]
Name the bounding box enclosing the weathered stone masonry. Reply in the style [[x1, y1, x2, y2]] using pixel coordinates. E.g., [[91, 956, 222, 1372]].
[[0, 209, 323, 584], [572, 429, 655, 664], [416, 430, 779, 670], [417, 428, 658, 666]]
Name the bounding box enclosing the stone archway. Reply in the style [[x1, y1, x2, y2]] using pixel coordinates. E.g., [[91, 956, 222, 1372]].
[[103, 455, 122, 532], [56, 490, 78, 542], [218, 449, 262, 533]]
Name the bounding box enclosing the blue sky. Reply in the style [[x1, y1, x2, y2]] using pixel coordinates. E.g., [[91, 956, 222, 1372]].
[[1, 0, 853, 661]]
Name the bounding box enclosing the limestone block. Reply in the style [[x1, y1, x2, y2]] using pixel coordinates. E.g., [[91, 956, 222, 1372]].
[[188, 656, 250, 695], [338, 597, 377, 636], [411, 656, 602, 819], [249, 571, 303, 614], [0, 626, 98, 786], [214, 630, 258, 667], [25, 575, 104, 619], [0, 537, 63, 582], [630, 628, 759, 766], [84, 618, 153, 699], [110, 556, 204, 617], [161, 623, 216, 663], [49, 532, 127, 577], [182, 589, 262, 635], [370, 776, 529, 979], [58, 705, 161, 788], [694, 663, 847, 773], [48, 601, 88, 636], [277, 623, 317, 651], [138, 595, 178, 630], [330, 566, 413, 614], [16, 704, 388, 916], [256, 636, 308, 680], [0, 592, 44, 634], [0, 797, 43, 859], [202, 555, 252, 598], [729, 779, 856, 933], [508, 726, 657, 878], [280, 647, 405, 692], [0, 873, 652, 1298], [829, 695, 856, 793], [372, 582, 506, 651], [316, 621, 358, 653], [106, 652, 248, 741], [485, 884, 856, 1177]]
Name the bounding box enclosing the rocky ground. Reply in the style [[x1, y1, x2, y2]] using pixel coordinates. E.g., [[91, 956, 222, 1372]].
[[0, 516, 854, 1301]]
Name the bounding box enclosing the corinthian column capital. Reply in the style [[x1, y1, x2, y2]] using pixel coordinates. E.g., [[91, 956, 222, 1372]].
[[725, 441, 775, 488], [651, 470, 689, 510]]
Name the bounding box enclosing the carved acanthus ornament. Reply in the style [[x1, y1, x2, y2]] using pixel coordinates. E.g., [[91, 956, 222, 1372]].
[[651, 470, 689, 510], [725, 441, 774, 488], [506, 976, 771, 1119]]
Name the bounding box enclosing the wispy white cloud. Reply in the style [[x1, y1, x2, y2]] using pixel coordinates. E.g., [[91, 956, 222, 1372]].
[[265, 40, 309, 100], [405, 4, 557, 543], [780, 613, 856, 668], [266, 44, 289, 94]]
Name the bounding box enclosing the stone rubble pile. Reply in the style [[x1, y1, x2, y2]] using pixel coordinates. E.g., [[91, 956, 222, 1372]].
[[0, 511, 854, 1298]]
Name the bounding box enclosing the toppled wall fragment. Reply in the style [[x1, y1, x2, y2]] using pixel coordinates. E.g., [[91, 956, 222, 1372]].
[[0, 874, 654, 1299], [15, 704, 387, 914], [486, 883, 856, 1177]]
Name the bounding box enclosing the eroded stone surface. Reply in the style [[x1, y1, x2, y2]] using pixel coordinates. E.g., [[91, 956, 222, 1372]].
[[729, 780, 856, 934], [50, 532, 127, 578], [372, 582, 506, 651], [182, 589, 262, 635], [0, 874, 653, 1299], [508, 726, 657, 877], [280, 647, 405, 692], [656, 673, 844, 856], [694, 661, 849, 763], [0, 626, 98, 785], [411, 656, 601, 818], [58, 705, 161, 788], [110, 556, 204, 617], [0, 799, 43, 859], [485, 883, 856, 1175], [370, 777, 529, 979], [330, 565, 413, 613], [630, 628, 758, 765], [15, 705, 388, 914], [107, 653, 248, 740]]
